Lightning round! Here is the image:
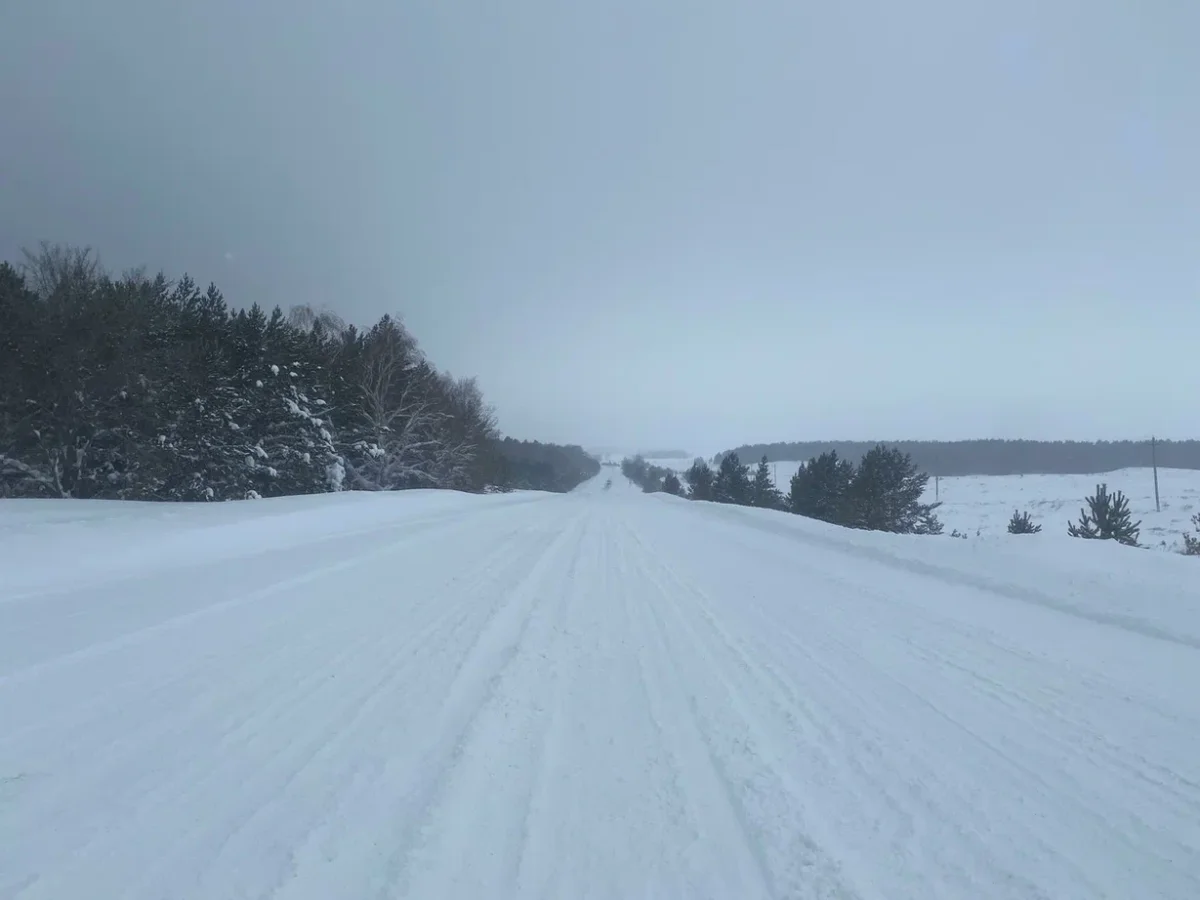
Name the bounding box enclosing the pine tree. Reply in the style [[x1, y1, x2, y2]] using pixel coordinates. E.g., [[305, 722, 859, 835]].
[[914, 502, 945, 535], [1182, 514, 1200, 556], [1067, 483, 1140, 546], [662, 471, 683, 496], [713, 452, 751, 505], [0, 242, 591, 502], [684, 458, 715, 501], [152, 279, 246, 500], [1008, 509, 1042, 534], [0, 252, 157, 499], [846, 444, 940, 534], [789, 451, 855, 524], [621, 455, 670, 492], [750, 455, 783, 509], [0, 263, 52, 496]]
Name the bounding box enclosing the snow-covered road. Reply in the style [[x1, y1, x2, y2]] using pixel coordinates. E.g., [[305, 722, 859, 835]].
[[2, 475, 1199, 899]]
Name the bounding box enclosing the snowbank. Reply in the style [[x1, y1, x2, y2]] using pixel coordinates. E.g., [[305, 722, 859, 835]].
[[657, 495, 1200, 649], [0, 490, 542, 597]]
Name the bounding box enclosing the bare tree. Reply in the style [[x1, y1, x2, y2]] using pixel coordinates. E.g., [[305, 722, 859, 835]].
[[20, 241, 102, 301], [436, 374, 497, 488], [349, 330, 453, 490]]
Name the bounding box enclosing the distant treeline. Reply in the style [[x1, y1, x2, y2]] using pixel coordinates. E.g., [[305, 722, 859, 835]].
[[492, 439, 600, 493], [715, 440, 1200, 476], [623, 446, 944, 536], [636, 449, 691, 459]]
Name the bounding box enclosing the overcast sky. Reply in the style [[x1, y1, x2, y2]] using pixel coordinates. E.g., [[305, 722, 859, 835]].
[[2, 0, 1196, 454]]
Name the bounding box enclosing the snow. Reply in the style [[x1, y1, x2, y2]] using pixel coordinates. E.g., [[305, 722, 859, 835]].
[[2, 478, 1199, 898], [923, 467, 1200, 551], [762, 462, 1200, 553]]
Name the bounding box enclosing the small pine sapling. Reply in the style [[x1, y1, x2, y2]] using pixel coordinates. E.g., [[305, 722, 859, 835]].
[[1182, 513, 1200, 556], [1067, 483, 1140, 546], [1007, 509, 1042, 534]]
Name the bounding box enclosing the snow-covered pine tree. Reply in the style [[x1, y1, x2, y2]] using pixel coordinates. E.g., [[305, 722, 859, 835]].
[[0, 257, 169, 499], [0, 262, 54, 497], [161, 304, 344, 500], [250, 307, 344, 495], [0, 243, 514, 501]]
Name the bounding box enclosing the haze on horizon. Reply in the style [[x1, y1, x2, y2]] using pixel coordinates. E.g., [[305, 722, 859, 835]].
[[2, 0, 1197, 453]]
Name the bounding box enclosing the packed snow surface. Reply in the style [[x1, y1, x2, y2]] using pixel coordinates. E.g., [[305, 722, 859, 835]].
[[2, 476, 1199, 899]]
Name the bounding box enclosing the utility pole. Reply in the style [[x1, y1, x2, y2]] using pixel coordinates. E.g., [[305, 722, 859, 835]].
[[935, 474, 940, 502], [1152, 436, 1161, 512]]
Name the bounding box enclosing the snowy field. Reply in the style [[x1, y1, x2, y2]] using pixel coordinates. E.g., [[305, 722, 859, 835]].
[[922, 467, 1200, 550], [740, 461, 1199, 553], [3, 476, 1200, 898]]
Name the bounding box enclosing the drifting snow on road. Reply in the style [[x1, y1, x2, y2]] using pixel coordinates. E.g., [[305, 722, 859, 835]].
[[2, 476, 1199, 898]]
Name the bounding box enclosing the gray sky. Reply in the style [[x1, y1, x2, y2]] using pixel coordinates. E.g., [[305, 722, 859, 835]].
[[2, 0, 1197, 453]]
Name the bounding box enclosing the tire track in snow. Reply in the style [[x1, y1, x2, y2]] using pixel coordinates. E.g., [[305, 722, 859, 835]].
[[638, 541, 951, 894], [392, 513, 588, 899], [622, 519, 868, 900], [7, 521, 552, 900], [632, 524, 1081, 898], [615, 519, 779, 899], [187, 525, 551, 899], [9, 482, 1200, 899], [503, 503, 705, 899], [722, 533, 1200, 895], [507, 511, 593, 899], [261, 508, 590, 900], [637, 509, 1200, 899]]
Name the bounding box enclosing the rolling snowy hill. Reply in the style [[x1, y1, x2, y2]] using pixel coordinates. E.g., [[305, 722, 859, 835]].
[[2, 476, 1198, 898]]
